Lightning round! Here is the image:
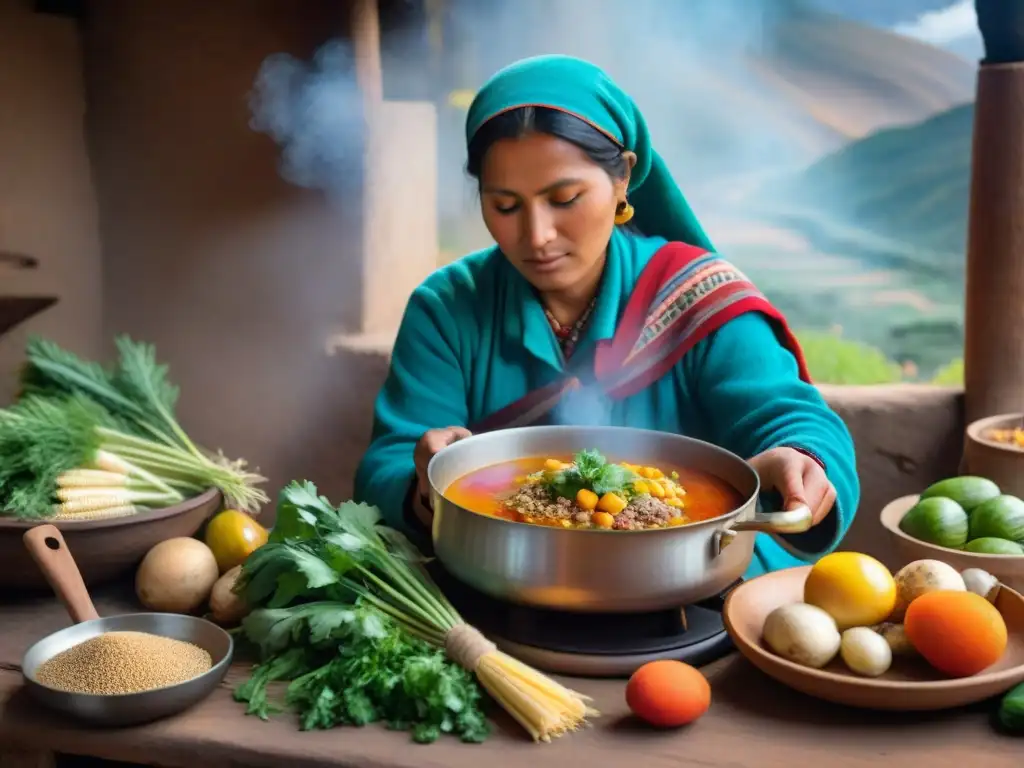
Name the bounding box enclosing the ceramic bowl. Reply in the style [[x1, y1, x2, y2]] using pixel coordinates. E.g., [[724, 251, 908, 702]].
[[723, 565, 1024, 710], [0, 489, 222, 593], [965, 413, 1024, 500], [880, 494, 1024, 592]]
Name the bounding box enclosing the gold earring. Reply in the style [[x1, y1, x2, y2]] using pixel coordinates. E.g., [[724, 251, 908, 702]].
[[614, 201, 634, 226]]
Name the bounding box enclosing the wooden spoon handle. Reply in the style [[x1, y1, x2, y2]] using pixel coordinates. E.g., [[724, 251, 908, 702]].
[[23, 525, 100, 624]]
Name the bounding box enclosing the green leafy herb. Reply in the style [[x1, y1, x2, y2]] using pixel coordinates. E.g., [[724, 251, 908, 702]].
[[235, 482, 595, 743], [234, 603, 489, 743], [544, 449, 638, 500], [233, 482, 491, 743], [234, 481, 597, 743]]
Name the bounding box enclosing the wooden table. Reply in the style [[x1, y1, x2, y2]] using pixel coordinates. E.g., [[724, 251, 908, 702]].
[[1, 586, 1020, 768]]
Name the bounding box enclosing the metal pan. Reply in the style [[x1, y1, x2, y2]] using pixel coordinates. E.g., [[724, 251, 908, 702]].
[[19, 525, 234, 727], [429, 425, 813, 613]]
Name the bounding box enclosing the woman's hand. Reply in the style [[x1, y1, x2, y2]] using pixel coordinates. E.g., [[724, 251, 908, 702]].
[[411, 426, 472, 526], [749, 446, 837, 526]]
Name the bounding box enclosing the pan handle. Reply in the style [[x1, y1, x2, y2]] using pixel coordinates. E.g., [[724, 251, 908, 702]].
[[23, 525, 100, 624], [713, 504, 814, 555]]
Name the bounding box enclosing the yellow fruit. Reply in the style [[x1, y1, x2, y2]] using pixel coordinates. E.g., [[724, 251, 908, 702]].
[[204, 509, 269, 574], [803, 552, 897, 630]]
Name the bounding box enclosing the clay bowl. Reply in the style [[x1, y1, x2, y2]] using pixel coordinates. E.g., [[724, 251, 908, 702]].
[[723, 565, 1024, 710], [0, 489, 221, 593], [965, 413, 1024, 500], [881, 494, 1024, 592]]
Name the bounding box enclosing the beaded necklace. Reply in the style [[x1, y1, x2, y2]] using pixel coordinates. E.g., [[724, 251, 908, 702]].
[[543, 296, 598, 360]]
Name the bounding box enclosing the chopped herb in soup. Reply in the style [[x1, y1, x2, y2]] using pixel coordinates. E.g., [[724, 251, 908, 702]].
[[444, 449, 743, 531]]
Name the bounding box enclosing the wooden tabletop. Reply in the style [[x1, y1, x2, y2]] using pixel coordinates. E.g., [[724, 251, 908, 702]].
[[1, 586, 1021, 768]]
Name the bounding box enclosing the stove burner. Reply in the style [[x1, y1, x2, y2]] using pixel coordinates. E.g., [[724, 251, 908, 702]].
[[433, 567, 736, 677]]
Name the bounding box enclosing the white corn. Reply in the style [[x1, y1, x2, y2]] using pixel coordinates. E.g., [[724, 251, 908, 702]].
[[57, 469, 129, 488], [51, 504, 140, 521]]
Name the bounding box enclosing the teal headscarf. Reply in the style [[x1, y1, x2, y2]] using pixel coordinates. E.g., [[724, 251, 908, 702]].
[[466, 55, 715, 251]]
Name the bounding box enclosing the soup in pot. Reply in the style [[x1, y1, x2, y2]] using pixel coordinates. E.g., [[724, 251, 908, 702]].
[[444, 448, 744, 531]]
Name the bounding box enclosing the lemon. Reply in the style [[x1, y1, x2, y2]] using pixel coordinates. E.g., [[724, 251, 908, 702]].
[[803, 552, 897, 630], [204, 509, 269, 574]]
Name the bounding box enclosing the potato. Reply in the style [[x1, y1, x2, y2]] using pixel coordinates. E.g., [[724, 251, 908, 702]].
[[136, 537, 219, 614], [209, 565, 250, 626], [763, 602, 841, 669]]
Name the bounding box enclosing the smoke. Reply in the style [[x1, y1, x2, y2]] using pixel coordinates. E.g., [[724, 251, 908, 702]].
[[554, 385, 614, 429], [248, 40, 364, 197]]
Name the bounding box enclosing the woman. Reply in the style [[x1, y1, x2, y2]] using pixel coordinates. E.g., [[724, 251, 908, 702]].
[[354, 55, 859, 578]]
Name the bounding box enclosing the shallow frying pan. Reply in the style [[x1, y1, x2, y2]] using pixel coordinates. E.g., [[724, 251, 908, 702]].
[[19, 524, 233, 727]]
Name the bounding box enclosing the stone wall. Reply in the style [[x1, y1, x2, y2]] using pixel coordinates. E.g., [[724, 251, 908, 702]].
[[822, 384, 964, 568]]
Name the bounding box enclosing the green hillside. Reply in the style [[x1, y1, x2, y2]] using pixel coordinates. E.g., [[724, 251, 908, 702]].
[[734, 102, 976, 380], [769, 104, 974, 267]]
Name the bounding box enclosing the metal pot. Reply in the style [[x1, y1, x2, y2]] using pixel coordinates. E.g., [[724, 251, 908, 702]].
[[428, 425, 812, 613]]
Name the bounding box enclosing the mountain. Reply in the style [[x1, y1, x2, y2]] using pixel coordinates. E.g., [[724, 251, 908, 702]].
[[741, 6, 975, 144], [437, 0, 977, 185], [730, 101, 973, 375], [769, 103, 972, 267]]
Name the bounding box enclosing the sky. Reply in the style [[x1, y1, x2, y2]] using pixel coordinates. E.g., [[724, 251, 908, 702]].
[[891, 0, 984, 61]]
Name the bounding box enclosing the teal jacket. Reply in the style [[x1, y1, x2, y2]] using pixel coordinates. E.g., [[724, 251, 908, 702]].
[[354, 228, 860, 579]]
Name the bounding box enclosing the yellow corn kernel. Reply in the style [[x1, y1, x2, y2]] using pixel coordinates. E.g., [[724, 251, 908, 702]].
[[666, 497, 684, 508], [668, 515, 688, 526], [640, 466, 656, 478], [663, 484, 676, 498], [576, 488, 599, 510], [647, 480, 666, 498], [649, 467, 665, 479], [632, 480, 650, 495], [592, 511, 615, 529], [596, 492, 627, 515], [560, 519, 572, 528], [544, 458, 564, 471]]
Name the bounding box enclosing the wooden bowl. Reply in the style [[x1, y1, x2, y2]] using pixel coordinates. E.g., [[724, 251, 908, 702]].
[[723, 565, 1024, 710], [965, 413, 1024, 500], [0, 489, 222, 593], [881, 494, 1024, 592]]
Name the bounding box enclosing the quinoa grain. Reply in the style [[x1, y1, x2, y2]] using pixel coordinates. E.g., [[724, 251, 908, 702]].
[[34, 631, 212, 695]]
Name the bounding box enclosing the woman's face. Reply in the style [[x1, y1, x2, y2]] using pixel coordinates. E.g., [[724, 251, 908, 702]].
[[479, 132, 630, 294]]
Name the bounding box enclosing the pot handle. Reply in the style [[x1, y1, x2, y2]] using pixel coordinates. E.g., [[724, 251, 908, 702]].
[[713, 504, 813, 556]]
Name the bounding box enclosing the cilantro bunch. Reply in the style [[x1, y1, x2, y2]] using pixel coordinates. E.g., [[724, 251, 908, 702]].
[[232, 481, 490, 744]]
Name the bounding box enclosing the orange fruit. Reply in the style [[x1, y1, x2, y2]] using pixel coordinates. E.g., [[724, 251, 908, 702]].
[[904, 590, 1007, 678], [204, 509, 269, 574], [625, 660, 711, 728], [803, 552, 897, 630]]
